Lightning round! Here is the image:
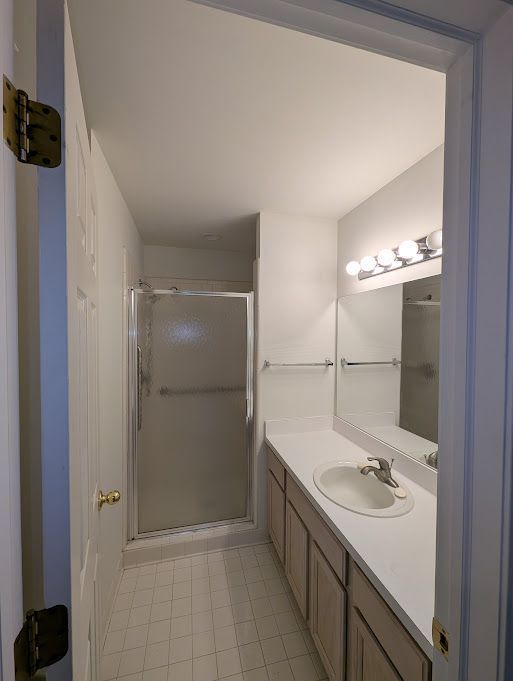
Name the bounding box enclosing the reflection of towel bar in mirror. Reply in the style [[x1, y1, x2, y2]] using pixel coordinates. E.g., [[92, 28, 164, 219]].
[[264, 359, 333, 368], [340, 357, 401, 367]]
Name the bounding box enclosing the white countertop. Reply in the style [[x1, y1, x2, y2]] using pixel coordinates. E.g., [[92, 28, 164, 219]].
[[265, 419, 436, 657]]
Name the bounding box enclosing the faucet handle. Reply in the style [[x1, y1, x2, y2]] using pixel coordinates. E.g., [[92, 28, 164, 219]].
[[367, 457, 394, 473]]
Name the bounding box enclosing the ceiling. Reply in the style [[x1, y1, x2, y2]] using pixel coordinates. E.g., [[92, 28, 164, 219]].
[[68, 0, 446, 253]]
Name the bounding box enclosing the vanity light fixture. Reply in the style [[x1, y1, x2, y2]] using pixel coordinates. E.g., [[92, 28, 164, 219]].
[[346, 230, 443, 280]]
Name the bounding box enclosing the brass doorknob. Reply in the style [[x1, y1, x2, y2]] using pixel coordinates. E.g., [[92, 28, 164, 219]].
[[98, 489, 121, 510]]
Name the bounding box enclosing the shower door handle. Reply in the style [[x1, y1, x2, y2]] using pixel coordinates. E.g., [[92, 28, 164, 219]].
[[137, 345, 142, 431]]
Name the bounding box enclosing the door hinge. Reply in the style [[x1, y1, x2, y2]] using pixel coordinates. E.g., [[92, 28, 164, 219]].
[[14, 605, 69, 680], [3, 75, 61, 168], [432, 617, 449, 661]]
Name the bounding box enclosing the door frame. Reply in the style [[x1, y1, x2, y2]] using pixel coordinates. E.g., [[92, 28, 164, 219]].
[[0, 0, 23, 679], [31, 0, 513, 680], [127, 288, 255, 540]]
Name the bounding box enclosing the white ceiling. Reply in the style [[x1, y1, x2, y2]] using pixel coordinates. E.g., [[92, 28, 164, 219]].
[[68, 0, 446, 253]]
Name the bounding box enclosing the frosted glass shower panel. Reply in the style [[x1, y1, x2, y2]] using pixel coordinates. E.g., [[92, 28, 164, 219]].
[[136, 292, 250, 534]]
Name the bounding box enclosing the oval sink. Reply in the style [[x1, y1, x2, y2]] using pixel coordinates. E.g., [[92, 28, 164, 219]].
[[313, 461, 414, 517]]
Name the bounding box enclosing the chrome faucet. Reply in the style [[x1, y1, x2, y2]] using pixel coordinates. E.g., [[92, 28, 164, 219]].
[[360, 457, 399, 489]]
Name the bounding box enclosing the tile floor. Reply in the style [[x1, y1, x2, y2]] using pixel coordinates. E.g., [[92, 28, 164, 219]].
[[102, 543, 328, 681]]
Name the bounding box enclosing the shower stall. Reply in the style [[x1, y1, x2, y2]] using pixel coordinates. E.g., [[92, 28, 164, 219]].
[[128, 288, 253, 539]]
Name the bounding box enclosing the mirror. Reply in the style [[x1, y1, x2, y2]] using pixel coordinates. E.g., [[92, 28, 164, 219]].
[[336, 274, 440, 469]]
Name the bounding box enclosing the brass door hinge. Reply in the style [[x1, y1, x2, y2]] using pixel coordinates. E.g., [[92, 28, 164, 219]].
[[14, 605, 68, 679], [432, 617, 449, 660], [3, 75, 61, 168]]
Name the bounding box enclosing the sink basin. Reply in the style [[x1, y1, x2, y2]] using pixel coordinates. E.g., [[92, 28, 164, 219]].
[[313, 461, 414, 517]]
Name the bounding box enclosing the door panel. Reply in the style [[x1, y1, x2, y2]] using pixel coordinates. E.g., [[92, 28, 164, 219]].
[[350, 610, 401, 681], [65, 6, 100, 679], [285, 501, 309, 619], [268, 471, 285, 564], [310, 541, 346, 681]]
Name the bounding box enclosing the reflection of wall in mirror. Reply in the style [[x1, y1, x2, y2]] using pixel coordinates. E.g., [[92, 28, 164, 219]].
[[337, 284, 403, 420]]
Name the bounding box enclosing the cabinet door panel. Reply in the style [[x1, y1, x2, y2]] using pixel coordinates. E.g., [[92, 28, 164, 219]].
[[310, 541, 346, 681], [285, 501, 309, 618], [268, 470, 285, 564], [351, 609, 401, 681]]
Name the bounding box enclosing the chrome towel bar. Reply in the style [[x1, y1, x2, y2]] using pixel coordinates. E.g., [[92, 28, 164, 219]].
[[264, 359, 333, 368], [340, 357, 401, 367]]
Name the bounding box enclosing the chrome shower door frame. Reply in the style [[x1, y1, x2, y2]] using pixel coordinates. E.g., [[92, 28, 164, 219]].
[[127, 288, 254, 541]]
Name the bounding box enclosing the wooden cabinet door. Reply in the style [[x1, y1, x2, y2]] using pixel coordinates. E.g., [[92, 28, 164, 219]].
[[310, 541, 346, 681], [268, 470, 285, 564], [350, 609, 402, 681], [285, 501, 309, 618]]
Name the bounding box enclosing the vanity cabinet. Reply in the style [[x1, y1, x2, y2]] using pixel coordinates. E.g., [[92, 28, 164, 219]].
[[268, 469, 285, 564], [267, 447, 432, 681], [310, 540, 347, 681], [285, 500, 309, 618]]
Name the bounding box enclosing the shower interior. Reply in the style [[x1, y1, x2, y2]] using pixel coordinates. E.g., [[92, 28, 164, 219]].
[[129, 288, 253, 539]]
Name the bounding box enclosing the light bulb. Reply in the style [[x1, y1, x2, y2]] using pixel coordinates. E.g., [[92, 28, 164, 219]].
[[346, 261, 360, 276], [398, 240, 419, 259], [377, 249, 396, 267], [426, 229, 443, 250], [360, 255, 377, 273]]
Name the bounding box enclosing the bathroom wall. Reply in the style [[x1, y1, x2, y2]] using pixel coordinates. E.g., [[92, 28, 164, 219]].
[[92, 133, 143, 641], [337, 145, 444, 297], [144, 244, 254, 288], [255, 212, 338, 528]]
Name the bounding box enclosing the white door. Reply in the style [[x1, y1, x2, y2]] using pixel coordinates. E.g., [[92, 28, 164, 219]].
[[0, 1, 24, 680], [65, 6, 101, 680]]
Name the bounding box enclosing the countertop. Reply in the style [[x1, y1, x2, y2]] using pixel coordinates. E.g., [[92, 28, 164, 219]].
[[265, 419, 437, 657]]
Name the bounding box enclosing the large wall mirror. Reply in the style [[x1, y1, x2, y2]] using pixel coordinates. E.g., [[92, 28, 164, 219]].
[[336, 274, 440, 469]]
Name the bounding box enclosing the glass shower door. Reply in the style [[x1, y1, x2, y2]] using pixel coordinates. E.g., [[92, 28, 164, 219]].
[[132, 290, 252, 536]]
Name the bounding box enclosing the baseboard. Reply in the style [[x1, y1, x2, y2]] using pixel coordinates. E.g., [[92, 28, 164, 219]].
[[122, 523, 270, 568]]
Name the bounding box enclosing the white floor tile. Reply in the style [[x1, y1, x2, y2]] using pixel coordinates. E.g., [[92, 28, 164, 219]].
[[251, 599, 273, 620], [281, 632, 307, 659], [274, 612, 298, 636], [288, 655, 318, 681], [150, 602, 172, 623], [227, 572, 246, 588], [193, 630, 216, 658], [255, 617, 279, 641], [193, 652, 218, 681], [101, 652, 121, 680], [192, 593, 212, 614], [129, 606, 152, 628], [144, 641, 170, 670], [139, 564, 157, 576], [235, 621, 259, 646], [119, 647, 146, 677], [172, 597, 192, 618], [217, 648, 242, 678], [192, 578, 211, 596], [193, 610, 214, 634], [242, 668, 269, 681], [261, 638, 286, 666], [169, 659, 193, 681], [153, 586, 174, 604], [109, 609, 130, 632], [211, 590, 231, 609], [231, 602, 253, 624], [148, 620, 171, 645], [247, 582, 267, 601], [119, 578, 138, 595], [156, 561, 175, 573], [210, 574, 229, 592], [192, 564, 210, 580], [114, 593, 135, 612], [104, 630, 125, 654], [118, 673, 142, 681], [213, 607, 235, 629], [169, 635, 193, 663], [133, 590, 154, 608], [239, 642, 264, 671], [229, 586, 249, 605], [170, 614, 193, 639], [209, 562, 226, 577], [174, 581, 193, 598], [142, 666, 168, 681], [215, 625, 237, 651], [125, 625, 149, 650], [266, 660, 294, 681], [137, 574, 157, 591], [225, 557, 242, 573], [156, 571, 174, 587], [175, 567, 193, 583]]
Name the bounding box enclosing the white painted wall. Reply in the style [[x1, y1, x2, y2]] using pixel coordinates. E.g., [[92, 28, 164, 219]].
[[92, 133, 143, 640], [338, 145, 444, 297], [255, 212, 337, 528], [144, 244, 254, 283]]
